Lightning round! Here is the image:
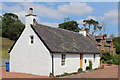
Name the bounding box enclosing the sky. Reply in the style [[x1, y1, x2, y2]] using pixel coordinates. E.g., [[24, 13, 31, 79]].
[[0, 2, 119, 37]]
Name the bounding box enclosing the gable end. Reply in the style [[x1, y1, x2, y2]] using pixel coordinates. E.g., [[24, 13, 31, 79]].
[[8, 26, 25, 53]]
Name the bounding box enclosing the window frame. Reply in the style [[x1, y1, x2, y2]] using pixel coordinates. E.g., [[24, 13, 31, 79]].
[[94, 54, 96, 61], [29, 35, 34, 45], [61, 54, 66, 66]]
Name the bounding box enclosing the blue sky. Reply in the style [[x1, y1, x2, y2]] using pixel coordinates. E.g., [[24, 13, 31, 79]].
[[1, 2, 119, 37]]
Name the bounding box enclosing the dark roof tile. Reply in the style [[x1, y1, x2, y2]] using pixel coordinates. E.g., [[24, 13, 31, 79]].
[[32, 24, 100, 54]]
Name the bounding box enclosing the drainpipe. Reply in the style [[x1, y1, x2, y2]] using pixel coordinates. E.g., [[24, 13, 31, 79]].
[[51, 53, 54, 76]]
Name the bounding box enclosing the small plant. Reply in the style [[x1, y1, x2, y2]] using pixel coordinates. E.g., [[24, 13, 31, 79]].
[[49, 73, 54, 78], [63, 73, 69, 76], [89, 60, 92, 69]]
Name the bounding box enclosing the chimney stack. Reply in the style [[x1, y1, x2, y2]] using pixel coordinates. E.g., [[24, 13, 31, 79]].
[[29, 8, 33, 14], [25, 8, 36, 27], [79, 27, 86, 36], [85, 28, 89, 34]]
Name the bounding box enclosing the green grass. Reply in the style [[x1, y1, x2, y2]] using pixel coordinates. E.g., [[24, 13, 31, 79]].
[[0, 37, 14, 58]]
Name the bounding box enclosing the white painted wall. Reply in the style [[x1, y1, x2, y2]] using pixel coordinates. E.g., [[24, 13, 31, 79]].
[[53, 53, 80, 75], [83, 54, 100, 71], [10, 26, 52, 76], [26, 15, 36, 27]]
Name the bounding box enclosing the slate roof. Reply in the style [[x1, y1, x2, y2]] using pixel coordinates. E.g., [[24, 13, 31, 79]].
[[86, 34, 97, 45], [31, 24, 100, 54]]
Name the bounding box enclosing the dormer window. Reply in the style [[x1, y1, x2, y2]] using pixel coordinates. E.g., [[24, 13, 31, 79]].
[[30, 35, 34, 44]]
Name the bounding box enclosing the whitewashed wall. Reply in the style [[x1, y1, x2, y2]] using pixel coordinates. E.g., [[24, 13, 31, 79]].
[[93, 54, 100, 69], [10, 26, 52, 76], [53, 53, 80, 75], [83, 54, 100, 71]]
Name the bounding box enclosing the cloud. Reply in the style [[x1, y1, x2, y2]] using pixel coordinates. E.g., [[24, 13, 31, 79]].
[[104, 10, 118, 19], [41, 22, 59, 28], [2, 3, 22, 12], [57, 2, 93, 16], [19, 2, 93, 19], [3, 0, 119, 2], [2, 2, 94, 24], [86, 16, 96, 20], [98, 10, 118, 24], [77, 19, 84, 26]]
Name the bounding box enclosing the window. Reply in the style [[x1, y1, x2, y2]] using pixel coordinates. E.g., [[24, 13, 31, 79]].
[[85, 59, 87, 63], [94, 54, 96, 61], [30, 35, 34, 44], [61, 54, 66, 66]]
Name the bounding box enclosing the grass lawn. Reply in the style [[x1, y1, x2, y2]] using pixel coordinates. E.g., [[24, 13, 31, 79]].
[[0, 37, 14, 58]]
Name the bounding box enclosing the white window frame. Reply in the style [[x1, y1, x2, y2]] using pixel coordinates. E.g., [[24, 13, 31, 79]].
[[29, 35, 34, 45], [61, 54, 66, 66]]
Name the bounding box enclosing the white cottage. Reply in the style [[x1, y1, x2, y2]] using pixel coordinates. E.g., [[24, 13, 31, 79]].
[[9, 8, 100, 76]]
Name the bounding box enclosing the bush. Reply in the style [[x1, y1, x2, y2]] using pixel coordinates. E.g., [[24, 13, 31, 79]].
[[89, 60, 92, 69], [101, 52, 120, 65], [112, 54, 120, 65], [49, 73, 54, 77]]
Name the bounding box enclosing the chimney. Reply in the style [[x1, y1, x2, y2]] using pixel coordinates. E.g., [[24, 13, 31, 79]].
[[85, 28, 89, 34], [29, 8, 33, 14], [25, 8, 36, 27], [79, 27, 86, 36]]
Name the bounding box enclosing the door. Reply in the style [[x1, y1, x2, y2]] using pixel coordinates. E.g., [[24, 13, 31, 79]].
[[80, 54, 83, 68]]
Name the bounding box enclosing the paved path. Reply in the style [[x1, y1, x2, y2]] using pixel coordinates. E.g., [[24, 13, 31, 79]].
[[63, 65, 118, 78], [0, 67, 48, 78]]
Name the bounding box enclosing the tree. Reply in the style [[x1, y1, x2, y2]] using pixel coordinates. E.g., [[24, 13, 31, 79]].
[[59, 20, 80, 32], [97, 26, 102, 35], [113, 37, 120, 54], [0, 15, 2, 36], [83, 19, 100, 34], [2, 13, 24, 40]]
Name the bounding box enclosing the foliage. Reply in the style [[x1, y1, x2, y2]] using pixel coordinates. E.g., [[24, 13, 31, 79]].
[[0, 15, 2, 36], [101, 52, 120, 65], [89, 60, 92, 69], [2, 13, 24, 40], [111, 54, 120, 65], [59, 20, 80, 32], [113, 37, 120, 54], [83, 19, 101, 34]]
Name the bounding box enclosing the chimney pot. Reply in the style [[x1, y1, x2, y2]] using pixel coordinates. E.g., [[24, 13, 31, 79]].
[[85, 28, 89, 34], [29, 8, 33, 14], [81, 27, 85, 31]]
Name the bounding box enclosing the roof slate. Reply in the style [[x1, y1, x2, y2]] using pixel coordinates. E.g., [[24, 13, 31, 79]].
[[32, 24, 100, 54]]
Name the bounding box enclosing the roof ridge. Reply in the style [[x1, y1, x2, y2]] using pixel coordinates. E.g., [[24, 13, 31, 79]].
[[35, 23, 84, 36]]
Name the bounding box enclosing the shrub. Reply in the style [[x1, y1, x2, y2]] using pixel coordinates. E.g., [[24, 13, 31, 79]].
[[101, 52, 120, 65], [49, 73, 54, 77], [63, 73, 69, 76], [89, 60, 92, 69]]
